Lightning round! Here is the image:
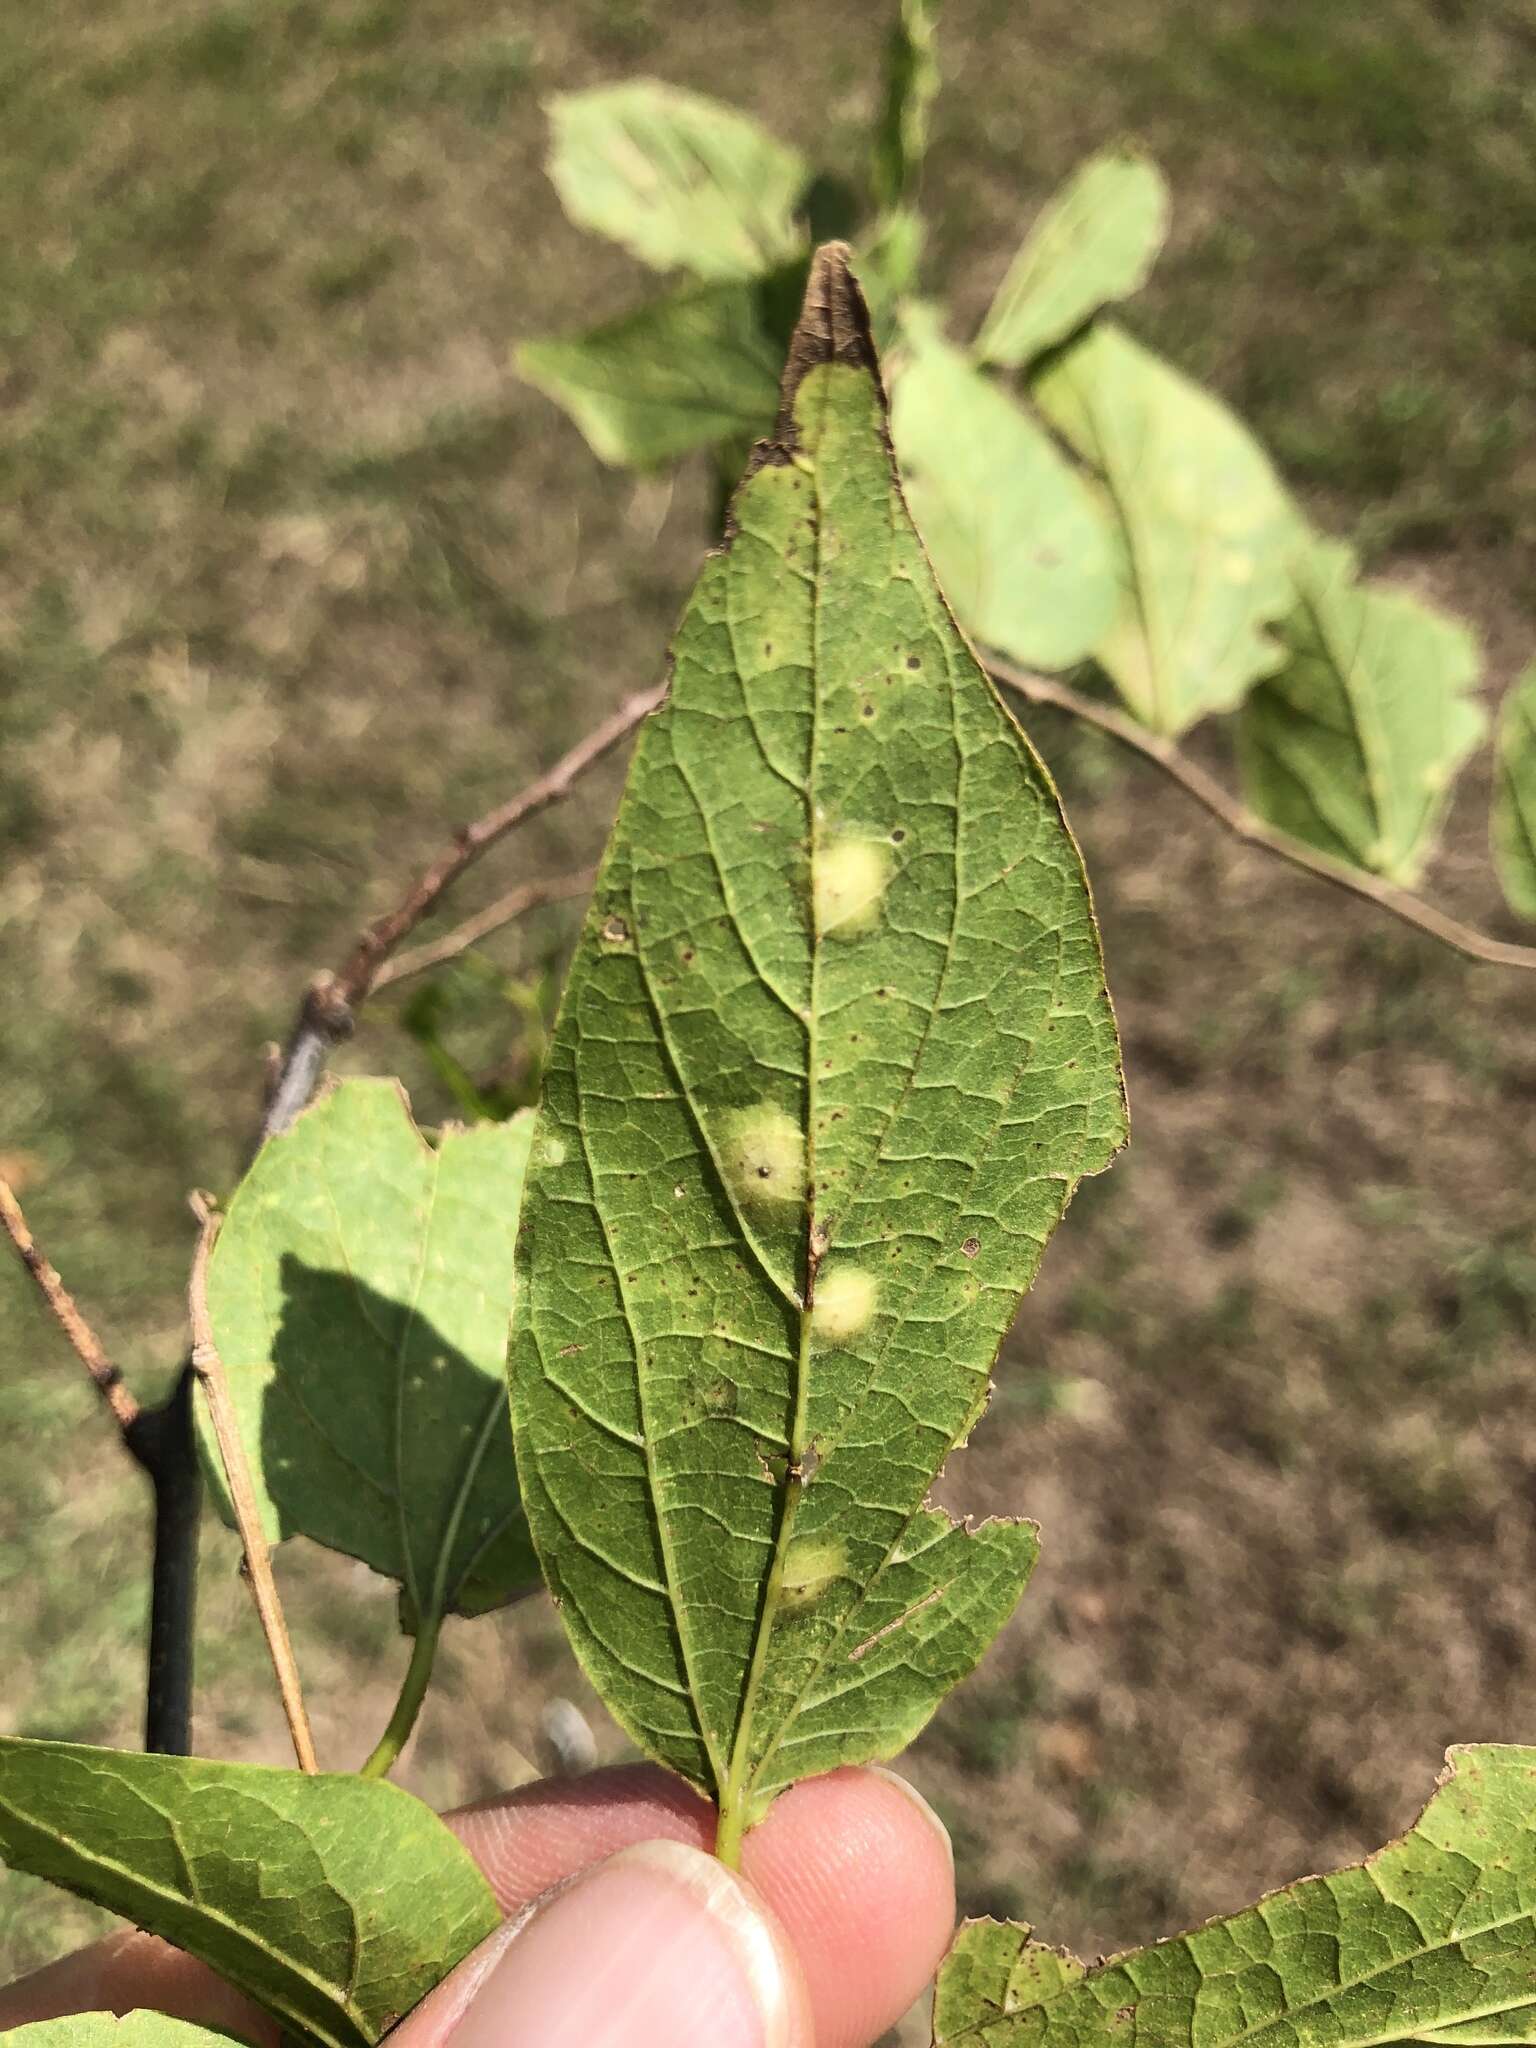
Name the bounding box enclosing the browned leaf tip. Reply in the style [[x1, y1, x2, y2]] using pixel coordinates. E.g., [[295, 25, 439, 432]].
[[775, 241, 879, 436]]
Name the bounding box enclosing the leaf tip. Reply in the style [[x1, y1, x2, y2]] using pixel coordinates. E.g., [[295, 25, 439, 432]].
[[777, 241, 880, 427]]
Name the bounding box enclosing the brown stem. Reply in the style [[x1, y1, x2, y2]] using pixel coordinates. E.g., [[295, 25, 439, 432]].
[[987, 655, 1536, 975], [1, 1173, 201, 1753], [373, 869, 595, 993], [1, 1175, 141, 1432], [187, 1197, 318, 1773], [257, 683, 663, 1145]]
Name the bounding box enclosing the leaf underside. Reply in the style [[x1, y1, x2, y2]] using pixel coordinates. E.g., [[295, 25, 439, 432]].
[[1239, 537, 1485, 886], [516, 277, 784, 469], [977, 149, 1170, 370], [891, 306, 1118, 672], [510, 245, 1126, 1846], [1492, 662, 1536, 921], [932, 1745, 1536, 2048], [201, 1078, 538, 1633], [1033, 322, 1300, 737], [0, 1741, 499, 2048], [0, 2018, 252, 2046]]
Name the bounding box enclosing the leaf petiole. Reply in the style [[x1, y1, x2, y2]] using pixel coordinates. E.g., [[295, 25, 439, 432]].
[[360, 1614, 442, 1779]]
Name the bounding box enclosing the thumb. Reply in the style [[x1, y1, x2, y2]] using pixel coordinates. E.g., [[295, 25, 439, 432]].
[[389, 1838, 813, 2048]]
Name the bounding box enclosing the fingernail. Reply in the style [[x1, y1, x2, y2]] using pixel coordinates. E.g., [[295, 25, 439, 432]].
[[868, 1766, 954, 1877], [449, 1839, 807, 2048]]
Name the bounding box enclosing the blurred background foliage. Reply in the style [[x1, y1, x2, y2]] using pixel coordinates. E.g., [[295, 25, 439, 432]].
[[2, 0, 1535, 2016]]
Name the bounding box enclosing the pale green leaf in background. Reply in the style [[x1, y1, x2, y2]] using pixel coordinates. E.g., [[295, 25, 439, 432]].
[[931, 1744, 1536, 2048], [546, 82, 808, 281], [857, 207, 927, 347], [891, 305, 1119, 672], [870, 0, 942, 211], [0, 1741, 498, 2048], [1, 2019, 250, 2046], [1492, 662, 1536, 920], [977, 149, 1170, 370], [1034, 323, 1300, 735], [516, 278, 782, 468], [933, 1921, 1084, 2044], [201, 1079, 537, 1637], [1238, 537, 1485, 885], [510, 246, 1126, 1862]]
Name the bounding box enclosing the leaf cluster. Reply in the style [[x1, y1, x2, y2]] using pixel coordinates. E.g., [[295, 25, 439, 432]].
[[517, 11, 1536, 910]]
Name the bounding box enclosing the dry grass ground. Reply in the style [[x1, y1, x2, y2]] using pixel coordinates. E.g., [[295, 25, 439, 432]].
[[2, 0, 1535, 2023]]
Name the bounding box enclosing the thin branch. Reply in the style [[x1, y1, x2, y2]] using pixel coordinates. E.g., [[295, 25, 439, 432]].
[[187, 1196, 318, 1774], [257, 683, 663, 1146], [373, 868, 595, 992], [987, 655, 1536, 975], [1, 1174, 141, 1434], [1, 1172, 201, 1753]]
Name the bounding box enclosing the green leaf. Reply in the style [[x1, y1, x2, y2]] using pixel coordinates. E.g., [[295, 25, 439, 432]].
[[0, 1741, 499, 2048], [871, 0, 942, 211], [509, 246, 1126, 1859], [516, 278, 783, 468], [933, 1922, 1085, 2043], [977, 150, 1170, 369], [201, 1078, 537, 1631], [890, 305, 1119, 671], [1492, 663, 1536, 920], [1238, 537, 1485, 885], [1, 2020, 251, 2046], [857, 208, 926, 346], [1033, 322, 1301, 736], [546, 82, 808, 281], [930, 1744, 1536, 2048]]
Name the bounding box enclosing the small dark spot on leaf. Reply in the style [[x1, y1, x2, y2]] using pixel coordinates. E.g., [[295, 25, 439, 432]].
[[962, 1237, 981, 1259], [890, 828, 906, 843], [602, 915, 630, 944], [558, 1342, 586, 1356], [906, 655, 920, 670]]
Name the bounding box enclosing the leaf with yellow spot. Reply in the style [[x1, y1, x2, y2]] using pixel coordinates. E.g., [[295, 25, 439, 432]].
[[509, 245, 1126, 1862]]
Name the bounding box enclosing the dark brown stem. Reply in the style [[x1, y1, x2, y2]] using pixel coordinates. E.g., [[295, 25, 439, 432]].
[[987, 655, 1536, 974]]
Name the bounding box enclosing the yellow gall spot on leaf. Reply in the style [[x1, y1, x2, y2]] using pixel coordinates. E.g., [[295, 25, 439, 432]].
[[719, 1104, 805, 1210], [779, 1536, 847, 1613], [812, 1266, 878, 1343], [814, 835, 891, 939]]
